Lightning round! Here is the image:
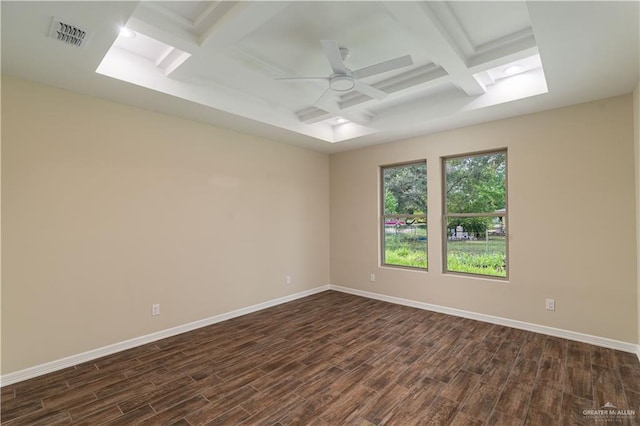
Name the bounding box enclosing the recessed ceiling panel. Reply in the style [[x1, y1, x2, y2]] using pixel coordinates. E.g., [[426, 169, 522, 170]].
[[97, 1, 550, 144], [234, 2, 423, 80], [6, 1, 636, 152], [448, 1, 532, 48], [154, 1, 212, 23], [113, 31, 171, 62]]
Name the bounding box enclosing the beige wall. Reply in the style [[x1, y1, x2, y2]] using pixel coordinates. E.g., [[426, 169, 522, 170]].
[[2, 76, 638, 376], [635, 83, 640, 346], [331, 95, 637, 343], [1, 77, 330, 374]]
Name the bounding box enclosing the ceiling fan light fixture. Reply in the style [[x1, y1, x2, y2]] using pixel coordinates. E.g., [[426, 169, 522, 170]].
[[330, 75, 355, 91]]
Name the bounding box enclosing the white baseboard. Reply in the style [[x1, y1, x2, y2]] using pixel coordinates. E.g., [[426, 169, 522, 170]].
[[329, 284, 640, 356], [0, 285, 330, 387], [3, 284, 638, 386]]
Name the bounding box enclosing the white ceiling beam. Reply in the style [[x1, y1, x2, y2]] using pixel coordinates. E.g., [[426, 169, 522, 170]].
[[339, 64, 449, 109], [193, 2, 226, 29], [126, 8, 201, 54], [196, 2, 289, 48], [167, 2, 290, 80], [468, 45, 539, 74], [313, 98, 374, 126], [468, 42, 538, 72], [381, 1, 486, 97], [426, 2, 475, 58]]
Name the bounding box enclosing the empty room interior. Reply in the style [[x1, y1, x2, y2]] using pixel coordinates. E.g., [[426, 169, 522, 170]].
[[2, 1, 640, 425]]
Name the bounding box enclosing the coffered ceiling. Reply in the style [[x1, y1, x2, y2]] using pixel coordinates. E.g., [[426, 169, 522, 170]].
[[2, 1, 638, 153]]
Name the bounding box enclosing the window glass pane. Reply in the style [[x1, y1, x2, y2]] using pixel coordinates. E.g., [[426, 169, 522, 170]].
[[445, 216, 507, 277], [383, 163, 427, 215], [383, 216, 427, 268], [445, 152, 506, 214]]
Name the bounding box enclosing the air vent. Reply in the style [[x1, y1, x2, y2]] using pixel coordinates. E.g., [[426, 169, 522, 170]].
[[49, 17, 91, 48]]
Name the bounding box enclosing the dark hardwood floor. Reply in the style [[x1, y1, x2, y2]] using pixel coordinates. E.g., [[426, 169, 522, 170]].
[[2, 291, 639, 425]]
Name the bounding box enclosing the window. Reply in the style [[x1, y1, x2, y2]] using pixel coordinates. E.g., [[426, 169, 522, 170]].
[[443, 151, 507, 278], [381, 161, 427, 269]]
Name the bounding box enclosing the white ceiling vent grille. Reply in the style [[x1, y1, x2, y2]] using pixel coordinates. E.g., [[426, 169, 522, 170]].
[[49, 17, 91, 48]]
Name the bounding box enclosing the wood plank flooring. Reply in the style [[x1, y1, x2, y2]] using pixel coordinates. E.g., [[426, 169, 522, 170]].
[[2, 291, 639, 425]]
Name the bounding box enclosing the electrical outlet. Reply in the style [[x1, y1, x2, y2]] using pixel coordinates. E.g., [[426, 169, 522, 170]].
[[370, 274, 376, 282], [286, 275, 292, 285], [152, 304, 160, 316], [545, 299, 555, 311]]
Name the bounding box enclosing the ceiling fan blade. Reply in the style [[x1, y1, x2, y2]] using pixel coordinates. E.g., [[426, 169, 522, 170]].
[[313, 86, 332, 107], [276, 77, 329, 81], [321, 40, 347, 75], [354, 81, 388, 100], [352, 55, 413, 79]]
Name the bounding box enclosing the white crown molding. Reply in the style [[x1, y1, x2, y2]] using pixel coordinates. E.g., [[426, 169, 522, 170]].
[[0, 285, 330, 387], [328, 285, 640, 356]]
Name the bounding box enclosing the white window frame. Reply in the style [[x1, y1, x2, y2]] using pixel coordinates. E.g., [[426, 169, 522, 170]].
[[442, 150, 508, 279]]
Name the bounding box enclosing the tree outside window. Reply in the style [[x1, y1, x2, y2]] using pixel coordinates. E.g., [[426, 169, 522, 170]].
[[381, 161, 427, 269], [443, 151, 508, 278]]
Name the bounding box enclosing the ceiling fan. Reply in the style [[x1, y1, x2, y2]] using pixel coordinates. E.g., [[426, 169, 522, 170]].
[[276, 40, 413, 106]]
